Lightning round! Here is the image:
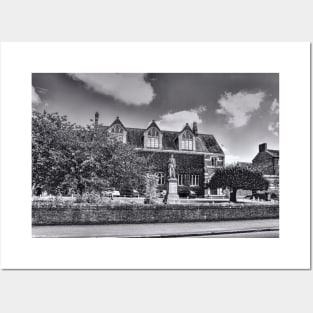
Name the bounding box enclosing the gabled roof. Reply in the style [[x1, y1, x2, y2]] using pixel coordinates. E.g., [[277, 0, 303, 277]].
[[108, 116, 127, 131], [266, 149, 279, 158], [179, 123, 194, 135], [145, 120, 161, 132], [198, 134, 224, 154], [99, 123, 224, 154]]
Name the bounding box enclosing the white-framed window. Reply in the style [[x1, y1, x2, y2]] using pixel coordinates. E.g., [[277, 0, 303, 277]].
[[178, 174, 185, 186], [147, 127, 159, 149], [211, 157, 217, 166], [157, 172, 165, 185], [190, 174, 199, 186], [181, 130, 193, 150], [110, 124, 124, 142], [178, 174, 190, 186]]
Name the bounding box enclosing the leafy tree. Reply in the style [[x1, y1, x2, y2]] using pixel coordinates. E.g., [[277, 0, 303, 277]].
[[32, 111, 152, 195], [208, 166, 269, 202], [32, 110, 79, 193]]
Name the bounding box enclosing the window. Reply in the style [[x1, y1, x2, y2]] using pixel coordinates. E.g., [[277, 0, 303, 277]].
[[181, 130, 193, 150], [211, 157, 217, 167], [147, 127, 159, 149], [190, 174, 199, 186], [178, 174, 190, 186], [110, 124, 124, 142], [157, 172, 165, 185], [178, 174, 185, 186]]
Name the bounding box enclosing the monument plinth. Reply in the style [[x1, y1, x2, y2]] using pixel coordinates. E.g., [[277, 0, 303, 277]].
[[167, 178, 179, 204], [166, 154, 179, 204]]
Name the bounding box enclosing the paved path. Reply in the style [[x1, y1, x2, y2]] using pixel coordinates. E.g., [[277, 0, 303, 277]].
[[32, 219, 279, 238]]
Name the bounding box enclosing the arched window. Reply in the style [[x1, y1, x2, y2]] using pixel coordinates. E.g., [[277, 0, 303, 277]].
[[147, 127, 159, 148], [110, 124, 124, 142], [182, 130, 193, 150]]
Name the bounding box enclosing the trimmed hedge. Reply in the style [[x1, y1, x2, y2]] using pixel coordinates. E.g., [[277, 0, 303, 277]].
[[32, 202, 279, 225]]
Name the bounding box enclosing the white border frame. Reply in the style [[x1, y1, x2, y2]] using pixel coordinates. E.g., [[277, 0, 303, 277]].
[[0, 42, 310, 269]]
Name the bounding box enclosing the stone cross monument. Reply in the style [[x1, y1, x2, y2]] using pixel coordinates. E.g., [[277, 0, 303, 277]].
[[166, 154, 179, 203]]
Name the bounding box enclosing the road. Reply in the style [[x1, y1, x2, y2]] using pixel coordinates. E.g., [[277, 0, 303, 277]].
[[32, 219, 279, 238]]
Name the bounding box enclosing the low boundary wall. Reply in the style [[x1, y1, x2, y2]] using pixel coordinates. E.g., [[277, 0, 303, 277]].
[[32, 203, 279, 226]]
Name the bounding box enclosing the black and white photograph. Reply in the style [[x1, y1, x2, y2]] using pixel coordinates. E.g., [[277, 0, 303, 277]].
[[0, 1, 312, 311], [32, 73, 279, 238]]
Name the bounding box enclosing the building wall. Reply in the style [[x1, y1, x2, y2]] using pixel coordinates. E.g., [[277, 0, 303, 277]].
[[252, 152, 278, 175], [137, 150, 205, 196]]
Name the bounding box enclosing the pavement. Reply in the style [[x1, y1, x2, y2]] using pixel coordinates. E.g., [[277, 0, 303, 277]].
[[32, 218, 279, 238]]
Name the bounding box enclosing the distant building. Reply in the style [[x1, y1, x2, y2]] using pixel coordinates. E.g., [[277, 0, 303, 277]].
[[252, 143, 279, 175], [252, 143, 279, 196], [236, 162, 252, 168], [96, 113, 225, 197]]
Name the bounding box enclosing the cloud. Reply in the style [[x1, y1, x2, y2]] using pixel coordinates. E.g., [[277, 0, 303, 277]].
[[156, 106, 205, 131], [271, 98, 279, 114], [32, 86, 41, 105], [216, 91, 266, 127], [268, 99, 279, 136], [268, 121, 279, 136], [69, 73, 155, 106]]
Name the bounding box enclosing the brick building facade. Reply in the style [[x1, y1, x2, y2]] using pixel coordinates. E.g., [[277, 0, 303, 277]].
[[97, 113, 224, 197], [252, 143, 279, 196], [252, 143, 279, 175]]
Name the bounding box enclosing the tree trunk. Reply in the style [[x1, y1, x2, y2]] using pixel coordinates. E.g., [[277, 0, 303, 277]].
[[230, 189, 237, 202]]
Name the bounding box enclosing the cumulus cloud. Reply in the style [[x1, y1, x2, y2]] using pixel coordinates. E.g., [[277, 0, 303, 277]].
[[271, 98, 279, 114], [268, 121, 279, 136], [268, 99, 279, 136], [216, 91, 266, 127], [156, 106, 205, 131], [69, 73, 155, 106]]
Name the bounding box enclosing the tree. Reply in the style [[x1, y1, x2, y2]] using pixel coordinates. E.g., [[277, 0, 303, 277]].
[[208, 166, 269, 202], [32, 110, 79, 194], [32, 111, 152, 195]]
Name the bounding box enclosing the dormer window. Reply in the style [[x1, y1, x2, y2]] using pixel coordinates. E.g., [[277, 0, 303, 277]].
[[109, 124, 124, 142], [147, 127, 159, 149], [182, 130, 193, 150]]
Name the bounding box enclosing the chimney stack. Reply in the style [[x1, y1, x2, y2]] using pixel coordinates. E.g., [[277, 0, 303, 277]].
[[95, 112, 99, 128], [192, 122, 198, 136], [259, 143, 267, 152]]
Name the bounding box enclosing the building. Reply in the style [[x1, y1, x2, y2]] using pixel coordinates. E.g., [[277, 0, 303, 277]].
[[96, 113, 224, 197], [252, 143, 279, 175], [252, 143, 279, 196]]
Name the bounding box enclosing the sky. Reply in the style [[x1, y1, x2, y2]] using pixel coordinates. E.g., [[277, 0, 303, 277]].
[[32, 73, 279, 164]]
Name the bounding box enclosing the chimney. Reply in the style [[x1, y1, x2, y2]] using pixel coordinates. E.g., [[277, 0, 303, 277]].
[[192, 122, 198, 136], [95, 112, 99, 128], [259, 143, 267, 152]]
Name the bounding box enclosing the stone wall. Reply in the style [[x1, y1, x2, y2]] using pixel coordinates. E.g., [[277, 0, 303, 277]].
[[32, 203, 279, 226]]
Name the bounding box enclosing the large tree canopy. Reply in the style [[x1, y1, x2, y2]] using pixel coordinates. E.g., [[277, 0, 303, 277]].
[[208, 166, 269, 202], [32, 111, 152, 195]]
